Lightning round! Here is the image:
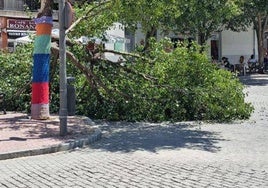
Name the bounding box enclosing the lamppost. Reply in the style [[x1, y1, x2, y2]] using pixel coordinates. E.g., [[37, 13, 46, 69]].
[[59, 0, 67, 136]]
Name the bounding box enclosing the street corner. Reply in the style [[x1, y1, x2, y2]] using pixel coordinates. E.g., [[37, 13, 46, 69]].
[[0, 112, 102, 160]]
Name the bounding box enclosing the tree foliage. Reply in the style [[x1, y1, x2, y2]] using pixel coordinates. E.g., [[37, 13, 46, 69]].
[[117, 0, 179, 47], [116, 0, 241, 46], [70, 39, 253, 122], [0, 44, 33, 111], [172, 0, 241, 45]]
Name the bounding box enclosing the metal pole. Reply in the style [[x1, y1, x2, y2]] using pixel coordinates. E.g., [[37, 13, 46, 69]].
[[59, 0, 67, 136], [253, 28, 256, 56]]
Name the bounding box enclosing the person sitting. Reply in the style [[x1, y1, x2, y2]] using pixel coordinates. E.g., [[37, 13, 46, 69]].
[[222, 57, 232, 71], [238, 55, 247, 75], [247, 54, 258, 73], [264, 52, 268, 72]]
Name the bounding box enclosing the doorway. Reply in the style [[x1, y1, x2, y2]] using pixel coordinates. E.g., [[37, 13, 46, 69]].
[[211, 40, 219, 61]]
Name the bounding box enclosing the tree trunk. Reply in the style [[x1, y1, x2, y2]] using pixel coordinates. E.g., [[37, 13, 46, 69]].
[[31, 0, 53, 119], [144, 26, 157, 51], [198, 32, 207, 52], [256, 14, 264, 69]]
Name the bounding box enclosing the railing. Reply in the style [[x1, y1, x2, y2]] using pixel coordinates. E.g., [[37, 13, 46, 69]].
[[0, 0, 39, 11]]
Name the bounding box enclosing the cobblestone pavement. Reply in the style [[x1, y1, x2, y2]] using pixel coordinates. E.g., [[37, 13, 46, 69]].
[[0, 74, 268, 187]]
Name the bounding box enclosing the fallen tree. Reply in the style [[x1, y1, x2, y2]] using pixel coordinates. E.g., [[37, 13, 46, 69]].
[[0, 0, 254, 122]]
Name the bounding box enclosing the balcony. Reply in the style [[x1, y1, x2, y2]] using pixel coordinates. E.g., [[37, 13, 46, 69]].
[[0, 0, 39, 11]]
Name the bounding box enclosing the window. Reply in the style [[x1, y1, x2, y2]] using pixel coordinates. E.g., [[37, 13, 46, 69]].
[[25, 0, 40, 11], [0, 0, 40, 11], [0, 0, 4, 9], [3, 0, 23, 10]]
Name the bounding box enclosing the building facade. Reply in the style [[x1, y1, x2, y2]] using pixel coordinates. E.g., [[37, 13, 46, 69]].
[[209, 28, 259, 64], [0, 0, 58, 52], [135, 26, 268, 65]]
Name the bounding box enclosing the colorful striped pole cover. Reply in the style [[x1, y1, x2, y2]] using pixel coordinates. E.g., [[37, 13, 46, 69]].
[[31, 16, 53, 119]]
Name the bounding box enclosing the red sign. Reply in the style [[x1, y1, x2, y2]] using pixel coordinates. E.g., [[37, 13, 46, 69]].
[[7, 19, 36, 30]]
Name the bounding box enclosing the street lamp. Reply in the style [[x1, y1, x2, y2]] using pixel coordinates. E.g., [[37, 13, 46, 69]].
[[59, 0, 67, 136], [58, 0, 74, 136]]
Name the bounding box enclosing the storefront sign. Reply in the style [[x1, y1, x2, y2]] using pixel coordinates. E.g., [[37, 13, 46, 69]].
[[7, 31, 28, 38], [7, 19, 35, 30]]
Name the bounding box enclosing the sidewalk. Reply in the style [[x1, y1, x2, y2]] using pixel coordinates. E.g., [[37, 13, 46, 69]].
[[0, 112, 101, 160]]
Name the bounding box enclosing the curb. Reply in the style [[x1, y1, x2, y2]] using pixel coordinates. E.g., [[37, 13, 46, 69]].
[[0, 117, 102, 161]]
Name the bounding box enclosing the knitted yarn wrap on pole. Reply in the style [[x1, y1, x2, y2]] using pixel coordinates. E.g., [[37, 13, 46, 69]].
[[31, 16, 53, 120]]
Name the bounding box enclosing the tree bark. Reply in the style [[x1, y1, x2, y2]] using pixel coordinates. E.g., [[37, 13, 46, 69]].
[[257, 14, 264, 67], [144, 26, 157, 51], [255, 13, 268, 72]]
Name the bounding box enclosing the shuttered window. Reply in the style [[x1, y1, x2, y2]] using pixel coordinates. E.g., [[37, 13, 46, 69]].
[[3, 0, 24, 10]]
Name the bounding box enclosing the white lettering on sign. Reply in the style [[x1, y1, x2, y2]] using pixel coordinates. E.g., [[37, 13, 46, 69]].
[[8, 32, 28, 37], [7, 19, 35, 30]]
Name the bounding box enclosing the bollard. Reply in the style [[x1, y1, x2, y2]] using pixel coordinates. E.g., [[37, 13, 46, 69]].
[[0, 92, 6, 114], [67, 77, 76, 116]]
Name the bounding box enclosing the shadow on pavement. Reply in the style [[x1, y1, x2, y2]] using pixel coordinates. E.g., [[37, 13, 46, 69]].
[[91, 121, 225, 153], [239, 74, 268, 86], [0, 115, 61, 139], [0, 114, 94, 142]]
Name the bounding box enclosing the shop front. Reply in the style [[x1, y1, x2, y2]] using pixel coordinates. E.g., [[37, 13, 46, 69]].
[[0, 17, 35, 51]]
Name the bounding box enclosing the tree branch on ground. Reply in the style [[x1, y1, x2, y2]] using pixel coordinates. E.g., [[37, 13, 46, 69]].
[[51, 43, 132, 100]]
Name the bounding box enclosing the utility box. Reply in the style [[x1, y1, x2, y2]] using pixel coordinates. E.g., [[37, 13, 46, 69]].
[[67, 77, 76, 116]]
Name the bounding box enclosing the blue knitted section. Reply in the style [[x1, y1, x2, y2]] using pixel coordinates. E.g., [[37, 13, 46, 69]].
[[32, 54, 50, 82], [34, 16, 53, 25]]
